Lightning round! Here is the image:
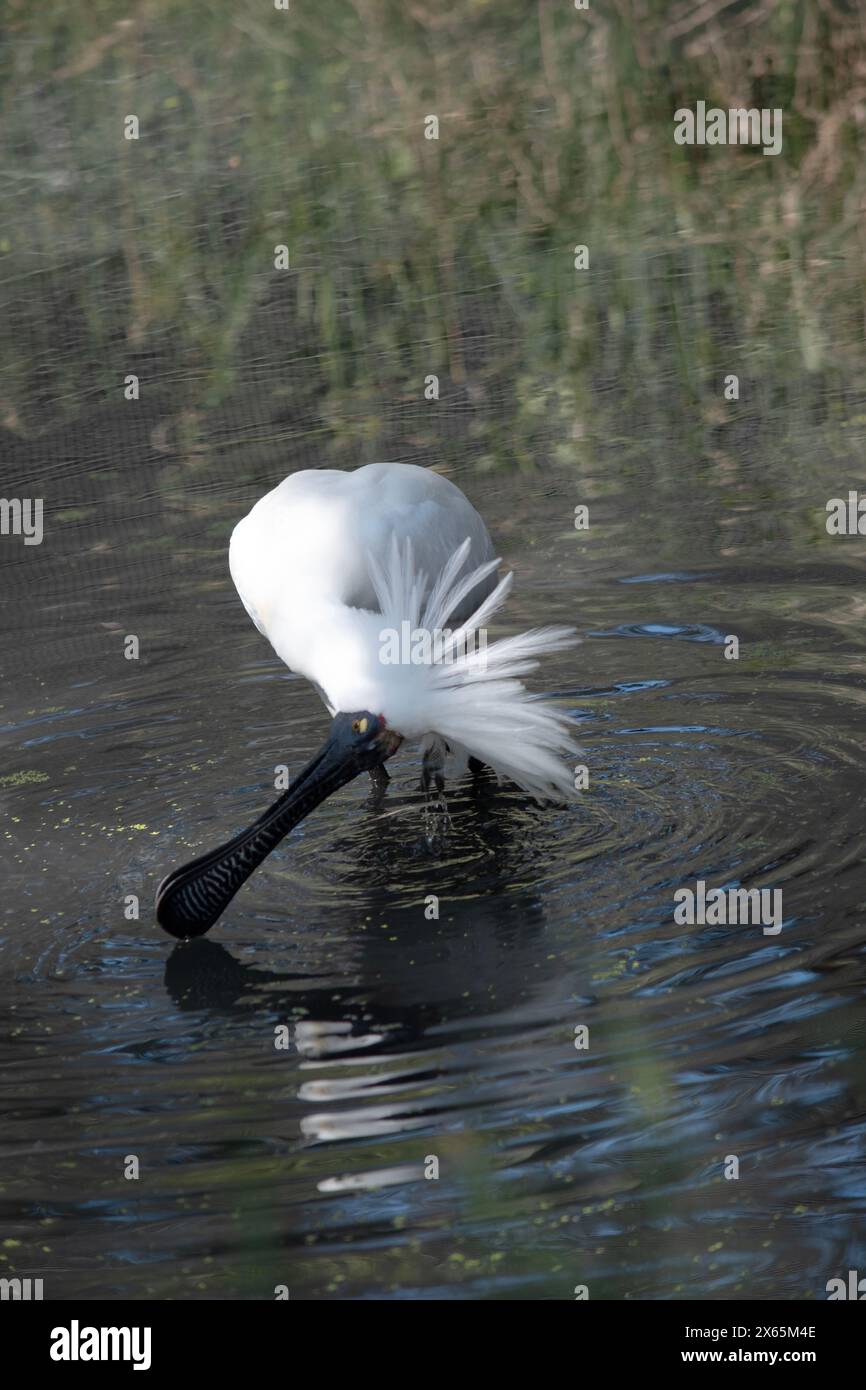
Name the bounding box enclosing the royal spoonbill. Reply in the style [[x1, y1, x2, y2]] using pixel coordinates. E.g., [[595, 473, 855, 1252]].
[[156, 463, 578, 937]]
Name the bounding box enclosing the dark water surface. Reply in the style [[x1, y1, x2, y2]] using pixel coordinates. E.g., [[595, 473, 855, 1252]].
[[3, 424, 866, 1300]]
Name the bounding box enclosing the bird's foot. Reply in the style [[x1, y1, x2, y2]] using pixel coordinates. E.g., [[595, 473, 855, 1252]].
[[421, 745, 447, 800]]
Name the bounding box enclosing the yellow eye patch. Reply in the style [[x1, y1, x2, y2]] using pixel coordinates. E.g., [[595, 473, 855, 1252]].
[[352, 717, 368, 734]]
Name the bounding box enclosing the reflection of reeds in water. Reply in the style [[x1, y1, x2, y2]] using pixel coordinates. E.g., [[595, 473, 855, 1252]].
[[1, 0, 865, 459]]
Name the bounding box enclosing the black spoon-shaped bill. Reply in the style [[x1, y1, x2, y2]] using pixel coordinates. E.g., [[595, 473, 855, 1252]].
[[155, 712, 399, 938]]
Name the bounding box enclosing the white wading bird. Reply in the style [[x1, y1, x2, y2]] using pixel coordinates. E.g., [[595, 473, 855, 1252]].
[[156, 463, 578, 937]]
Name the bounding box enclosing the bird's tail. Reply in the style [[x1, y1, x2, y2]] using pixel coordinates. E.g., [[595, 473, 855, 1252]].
[[368, 537, 581, 801]]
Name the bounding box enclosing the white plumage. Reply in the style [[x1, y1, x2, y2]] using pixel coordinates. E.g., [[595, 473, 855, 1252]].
[[229, 462, 579, 800]]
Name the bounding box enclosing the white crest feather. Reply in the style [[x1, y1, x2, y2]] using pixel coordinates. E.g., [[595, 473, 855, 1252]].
[[368, 536, 581, 802]]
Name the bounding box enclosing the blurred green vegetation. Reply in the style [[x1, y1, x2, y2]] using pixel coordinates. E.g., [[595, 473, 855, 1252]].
[[1, 0, 865, 466]]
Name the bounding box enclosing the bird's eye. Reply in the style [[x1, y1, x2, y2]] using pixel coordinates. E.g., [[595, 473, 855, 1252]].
[[353, 717, 368, 735]]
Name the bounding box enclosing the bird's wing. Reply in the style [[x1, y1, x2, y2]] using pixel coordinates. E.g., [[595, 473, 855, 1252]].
[[229, 462, 498, 634]]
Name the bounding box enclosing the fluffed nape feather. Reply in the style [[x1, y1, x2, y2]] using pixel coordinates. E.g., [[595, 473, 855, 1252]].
[[368, 536, 581, 801]]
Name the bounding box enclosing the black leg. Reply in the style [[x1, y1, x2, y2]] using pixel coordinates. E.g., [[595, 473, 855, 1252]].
[[368, 764, 390, 791], [421, 743, 446, 795], [468, 756, 487, 776]]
